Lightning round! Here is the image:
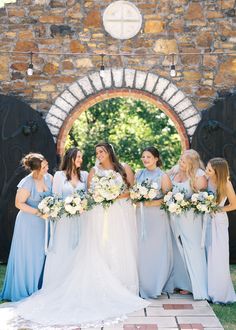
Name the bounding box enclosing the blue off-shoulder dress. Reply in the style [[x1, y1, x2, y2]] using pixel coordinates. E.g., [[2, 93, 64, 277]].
[[0, 173, 52, 302]]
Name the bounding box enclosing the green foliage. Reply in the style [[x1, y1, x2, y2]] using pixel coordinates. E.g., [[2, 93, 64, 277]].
[[212, 265, 236, 330], [0, 264, 6, 304], [65, 97, 182, 172]]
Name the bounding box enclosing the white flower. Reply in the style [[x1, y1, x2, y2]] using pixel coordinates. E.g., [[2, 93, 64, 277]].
[[148, 189, 157, 199], [180, 200, 188, 207], [175, 206, 182, 215], [174, 192, 184, 202], [164, 193, 172, 202], [207, 194, 214, 201], [191, 193, 199, 202], [202, 192, 209, 199], [139, 186, 148, 196], [64, 195, 73, 204], [151, 182, 158, 189], [169, 203, 179, 213], [196, 204, 208, 212], [64, 204, 76, 215]]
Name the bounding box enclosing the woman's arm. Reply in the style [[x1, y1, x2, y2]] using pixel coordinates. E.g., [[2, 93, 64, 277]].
[[52, 171, 63, 197], [161, 173, 172, 194], [87, 168, 95, 189], [166, 164, 178, 178], [124, 164, 134, 187], [220, 180, 236, 212], [117, 164, 134, 199], [15, 188, 40, 216]]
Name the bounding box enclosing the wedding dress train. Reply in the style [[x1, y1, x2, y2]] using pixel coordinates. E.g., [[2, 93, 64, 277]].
[[0, 204, 149, 329]]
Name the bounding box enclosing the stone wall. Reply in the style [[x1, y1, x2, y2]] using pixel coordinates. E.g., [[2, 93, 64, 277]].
[[0, 0, 235, 114]]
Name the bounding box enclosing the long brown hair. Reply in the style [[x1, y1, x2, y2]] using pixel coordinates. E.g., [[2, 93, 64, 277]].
[[95, 142, 128, 186], [60, 147, 82, 181], [181, 149, 205, 192], [209, 157, 229, 204]]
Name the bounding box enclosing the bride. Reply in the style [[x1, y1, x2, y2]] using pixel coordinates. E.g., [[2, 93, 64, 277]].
[[0, 143, 148, 329], [88, 142, 140, 293]]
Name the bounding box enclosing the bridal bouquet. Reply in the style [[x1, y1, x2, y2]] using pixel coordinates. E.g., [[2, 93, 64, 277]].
[[89, 170, 126, 208], [130, 179, 159, 203], [38, 195, 64, 220], [190, 191, 219, 214], [161, 190, 190, 215], [64, 190, 89, 217]]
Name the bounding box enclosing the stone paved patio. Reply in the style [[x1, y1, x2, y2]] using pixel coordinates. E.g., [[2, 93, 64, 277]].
[[81, 293, 223, 330]]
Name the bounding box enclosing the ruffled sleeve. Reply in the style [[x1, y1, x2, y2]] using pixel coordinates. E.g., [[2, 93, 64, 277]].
[[17, 175, 33, 193]]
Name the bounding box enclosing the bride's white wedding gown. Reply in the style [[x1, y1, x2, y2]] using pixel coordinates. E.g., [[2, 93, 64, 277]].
[[0, 168, 148, 329]]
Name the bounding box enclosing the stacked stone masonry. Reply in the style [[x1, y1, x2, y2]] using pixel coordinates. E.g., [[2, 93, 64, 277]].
[[0, 0, 235, 143]]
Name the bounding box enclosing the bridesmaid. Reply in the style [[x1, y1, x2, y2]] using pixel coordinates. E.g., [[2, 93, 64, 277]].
[[0, 153, 52, 301], [205, 158, 236, 304], [169, 149, 208, 300], [42, 147, 88, 288], [136, 146, 174, 298]]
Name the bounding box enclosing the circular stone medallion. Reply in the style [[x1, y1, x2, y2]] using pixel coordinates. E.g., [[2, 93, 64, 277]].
[[103, 1, 142, 40]]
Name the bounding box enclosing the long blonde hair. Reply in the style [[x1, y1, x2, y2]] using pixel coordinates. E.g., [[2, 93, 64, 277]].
[[181, 149, 205, 192], [209, 157, 229, 204]]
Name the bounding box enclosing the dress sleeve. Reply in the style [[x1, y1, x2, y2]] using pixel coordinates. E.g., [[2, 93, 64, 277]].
[[17, 175, 33, 193], [81, 171, 89, 190], [52, 171, 64, 197]]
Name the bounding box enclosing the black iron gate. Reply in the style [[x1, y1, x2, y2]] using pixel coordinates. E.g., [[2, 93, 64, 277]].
[[191, 91, 236, 263], [0, 95, 57, 263]]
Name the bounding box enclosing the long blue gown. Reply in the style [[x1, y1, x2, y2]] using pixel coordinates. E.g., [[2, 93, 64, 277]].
[[0, 173, 52, 302], [170, 169, 208, 300], [136, 168, 174, 298], [205, 180, 236, 303]]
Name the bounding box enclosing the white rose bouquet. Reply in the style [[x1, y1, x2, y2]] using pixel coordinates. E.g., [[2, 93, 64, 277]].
[[130, 179, 160, 203], [190, 191, 219, 214], [89, 170, 126, 208], [63, 190, 88, 217], [161, 190, 190, 215], [38, 195, 64, 220]]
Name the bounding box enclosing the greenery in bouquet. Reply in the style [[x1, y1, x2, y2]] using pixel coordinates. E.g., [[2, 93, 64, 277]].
[[161, 190, 190, 215], [191, 191, 219, 214], [89, 170, 126, 208], [130, 178, 159, 203]]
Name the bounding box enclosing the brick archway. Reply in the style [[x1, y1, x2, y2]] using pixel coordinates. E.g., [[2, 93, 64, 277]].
[[45, 69, 201, 155]]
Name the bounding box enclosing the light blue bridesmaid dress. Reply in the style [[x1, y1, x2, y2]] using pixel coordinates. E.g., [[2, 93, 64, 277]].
[[136, 168, 174, 298], [0, 173, 52, 302], [170, 169, 208, 300], [205, 180, 236, 303]]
